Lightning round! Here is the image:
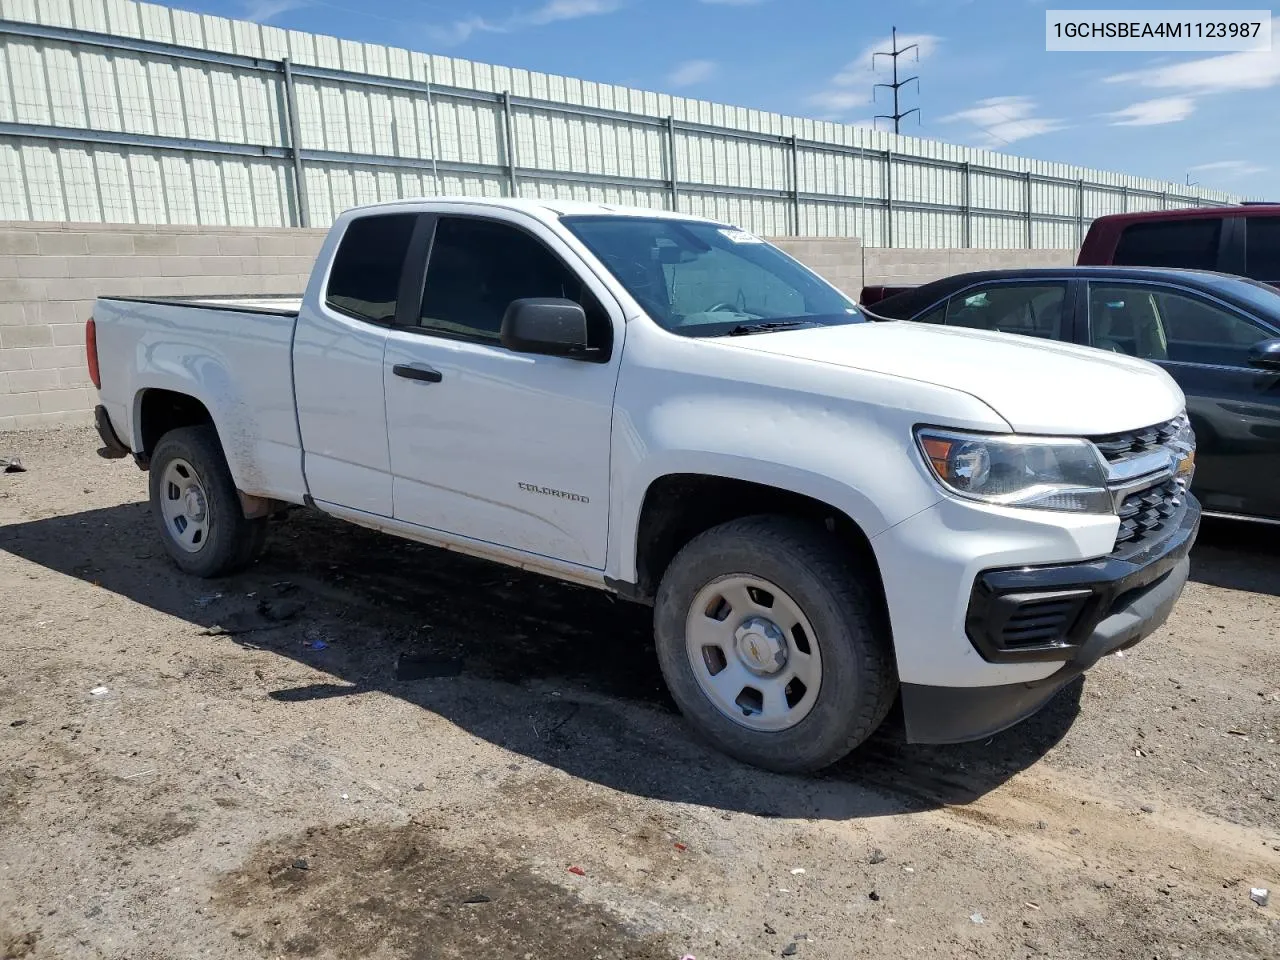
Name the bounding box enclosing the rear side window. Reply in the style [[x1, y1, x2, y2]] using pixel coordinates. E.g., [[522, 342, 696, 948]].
[[325, 213, 418, 323], [1113, 219, 1221, 271], [943, 283, 1066, 339], [1245, 217, 1280, 281]]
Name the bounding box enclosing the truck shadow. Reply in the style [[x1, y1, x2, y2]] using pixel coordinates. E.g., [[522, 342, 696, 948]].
[[1189, 516, 1280, 598], [0, 502, 1098, 820]]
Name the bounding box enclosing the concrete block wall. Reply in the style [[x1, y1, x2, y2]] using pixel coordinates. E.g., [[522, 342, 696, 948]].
[[1, 223, 1076, 432], [0, 223, 326, 431]]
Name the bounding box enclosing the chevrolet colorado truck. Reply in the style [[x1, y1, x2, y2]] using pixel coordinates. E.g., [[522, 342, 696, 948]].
[[88, 198, 1200, 773]]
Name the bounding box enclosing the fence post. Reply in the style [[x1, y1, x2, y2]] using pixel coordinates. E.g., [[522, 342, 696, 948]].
[[666, 115, 679, 212], [1160, 190, 1167, 210], [1024, 170, 1033, 249], [1120, 184, 1128, 213], [790, 135, 801, 236], [962, 161, 971, 248], [1076, 179, 1085, 248], [501, 91, 519, 197], [884, 149, 893, 248], [280, 57, 309, 229]]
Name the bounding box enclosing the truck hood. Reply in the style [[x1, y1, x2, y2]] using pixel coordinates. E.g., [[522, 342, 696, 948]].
[[726, 321, 1184, 435]]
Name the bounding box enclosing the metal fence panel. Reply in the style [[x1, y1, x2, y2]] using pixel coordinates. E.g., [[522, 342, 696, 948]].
[[0, 0, 1247, 246]]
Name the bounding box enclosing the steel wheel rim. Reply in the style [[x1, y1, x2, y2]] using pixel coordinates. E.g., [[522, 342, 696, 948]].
[[685, 574, 823, 732], [159, 457, 211, 554]]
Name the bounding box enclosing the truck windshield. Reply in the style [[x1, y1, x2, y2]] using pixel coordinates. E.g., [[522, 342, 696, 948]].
[[561, 215, 863, 337]]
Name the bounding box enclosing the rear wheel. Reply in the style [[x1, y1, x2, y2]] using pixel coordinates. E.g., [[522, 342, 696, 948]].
[[654, 516, 896, 773], [149, 425, 267, 578]]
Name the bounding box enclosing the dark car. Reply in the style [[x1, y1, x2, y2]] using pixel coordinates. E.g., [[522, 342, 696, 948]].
[[1077, 205, 1280, 288], [868, 267, 1280, 523]]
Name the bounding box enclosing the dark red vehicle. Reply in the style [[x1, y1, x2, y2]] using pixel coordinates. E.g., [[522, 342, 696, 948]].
[[1077, 204, 1280, 287]]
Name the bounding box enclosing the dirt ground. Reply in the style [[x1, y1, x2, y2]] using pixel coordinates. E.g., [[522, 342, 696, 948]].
[[0, 426, 1276, 960]]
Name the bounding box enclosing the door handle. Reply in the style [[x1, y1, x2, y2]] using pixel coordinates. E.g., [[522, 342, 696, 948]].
[[392, 363, 443, 383]]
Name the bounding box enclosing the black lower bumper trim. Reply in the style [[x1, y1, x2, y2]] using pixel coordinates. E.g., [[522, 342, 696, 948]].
[[93, 405, 130, 460], [903, 551, 1192, 744], [965, 497, 1200, 663]]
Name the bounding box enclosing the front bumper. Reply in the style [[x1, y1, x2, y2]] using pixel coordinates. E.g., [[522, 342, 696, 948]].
[[901, 495, 1199, 744]]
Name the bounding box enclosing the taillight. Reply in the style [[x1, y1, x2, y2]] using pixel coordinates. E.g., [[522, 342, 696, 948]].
[[86, 318, 100, 390]]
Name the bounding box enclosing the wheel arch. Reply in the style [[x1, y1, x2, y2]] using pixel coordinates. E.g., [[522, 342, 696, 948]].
[[621, 471, 889, 622]]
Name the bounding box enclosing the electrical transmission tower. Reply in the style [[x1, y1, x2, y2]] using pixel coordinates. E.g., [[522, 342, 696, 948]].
[[872, 26, 920, 134]]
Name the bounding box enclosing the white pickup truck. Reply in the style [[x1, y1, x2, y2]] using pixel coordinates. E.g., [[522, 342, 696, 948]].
[[88, 198, 1199, 773]]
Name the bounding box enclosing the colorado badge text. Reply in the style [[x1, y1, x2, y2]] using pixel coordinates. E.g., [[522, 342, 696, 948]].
[[518, 482, 590, 504]]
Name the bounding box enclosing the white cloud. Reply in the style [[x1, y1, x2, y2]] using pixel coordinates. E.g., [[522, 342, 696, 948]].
[[805, 32, 938, 119], [1188, 160, 1267, 177], [1106, 37, 1280, 94], [941, 96, 1064, 147], [667, 59, 717, 88], [806, 89, 870, 114], [1107, 95, 1195, 127], [525, 0, 622, 26], [429, 0, 622, 46], [240, 0, 305, 22]]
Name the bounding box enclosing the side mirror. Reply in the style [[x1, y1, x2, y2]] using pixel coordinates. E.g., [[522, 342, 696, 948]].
[[500, 298, 590, 359], [1247, 338, 1280, 370]]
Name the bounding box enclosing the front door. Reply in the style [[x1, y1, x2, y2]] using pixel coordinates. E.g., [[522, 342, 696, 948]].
[[383, 213, 623, 568], [1084, 280, 1280, 520]]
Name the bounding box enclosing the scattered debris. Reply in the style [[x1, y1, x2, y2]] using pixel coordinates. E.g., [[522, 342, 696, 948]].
[[291, 858, 309, 871], [259, 598, 304, 622], [568, 866, 586, 877], [1, 456, 26, 473], [1250, 888, 1269, 907], [304, 639, 328, 651], [340, 793, 349, 801], [903, 867, 914, 874], [462, 893, 492, 904], [969, 913, 985, 924], [10, 718, 28, 727], [1139, 804, 1156, 814], [1035, 820, 1047, 830], [272, 580, 298, 595], [868, 891, 880, 902], [764, 923, 777, 935], [674, 842, 687, 852], [781, 943, 798, 957], [790, 868, 805, 875], [413, 783, 427, 792], [395, 653, 463, 680], [90, 686, 109, 697], [121, 769, 154, 780], [194, 593, 223, 608], [868, 848, 886, 865], [1227, 729, 1249, 738], [1069, 828, 1081, 835], [1025, 902, 1040, 910]]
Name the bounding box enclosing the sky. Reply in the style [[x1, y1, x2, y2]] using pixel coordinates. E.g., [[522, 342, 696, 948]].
[[177, 0, 1278, 197]]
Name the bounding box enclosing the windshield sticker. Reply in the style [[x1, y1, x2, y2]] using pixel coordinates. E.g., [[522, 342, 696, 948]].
[[718, 228, 765, 244]]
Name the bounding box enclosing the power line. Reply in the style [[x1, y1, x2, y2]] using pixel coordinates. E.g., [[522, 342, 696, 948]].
[[872, 26, 920, 135]]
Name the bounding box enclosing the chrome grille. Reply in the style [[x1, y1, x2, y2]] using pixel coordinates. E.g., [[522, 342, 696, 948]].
[[1114, 478, 1184, 553], [1092, 417, 1183, 462]]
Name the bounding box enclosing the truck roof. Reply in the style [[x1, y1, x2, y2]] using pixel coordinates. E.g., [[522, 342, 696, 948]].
[[346, 195, 725, 226]]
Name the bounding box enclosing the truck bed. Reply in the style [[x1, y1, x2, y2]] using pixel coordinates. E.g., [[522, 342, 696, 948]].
[[101, 294, 302, 316]]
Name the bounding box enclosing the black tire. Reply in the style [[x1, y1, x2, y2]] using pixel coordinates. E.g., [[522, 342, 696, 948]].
[[654, 515, 897, 774], [148, 425, 267, 578]]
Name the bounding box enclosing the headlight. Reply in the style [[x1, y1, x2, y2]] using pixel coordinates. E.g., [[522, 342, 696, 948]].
[[915, 428, 1112, 514]]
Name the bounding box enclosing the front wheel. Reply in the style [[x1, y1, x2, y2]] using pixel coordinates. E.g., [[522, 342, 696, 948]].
[[654, 516, 896, 773], [149, 425, 267, 578]]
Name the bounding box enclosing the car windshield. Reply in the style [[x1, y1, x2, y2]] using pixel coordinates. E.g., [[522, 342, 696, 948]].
[[1195, 273, 1280, 326], [561, 215, 864, 337]]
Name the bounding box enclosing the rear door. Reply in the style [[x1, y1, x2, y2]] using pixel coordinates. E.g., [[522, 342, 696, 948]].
[[382, 212, 623, 569], [1084, 280, 1280, 520], [293, 212, 418, 516]]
